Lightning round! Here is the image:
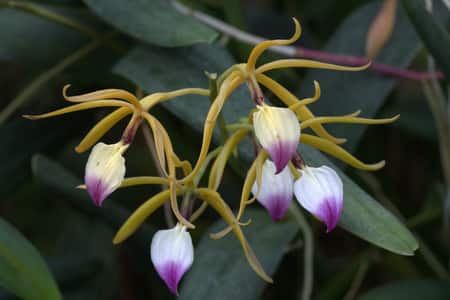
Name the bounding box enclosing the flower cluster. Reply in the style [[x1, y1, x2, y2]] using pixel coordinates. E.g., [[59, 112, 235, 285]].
[[25, 18, 398, 295]]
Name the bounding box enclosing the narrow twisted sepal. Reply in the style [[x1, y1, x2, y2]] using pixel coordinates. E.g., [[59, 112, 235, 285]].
[[252, 160, 294, 221], [151, 223, 194, 295], [294, 165, 343, 232], [253, 104, 300, 173], [84, 142, 128, 206]]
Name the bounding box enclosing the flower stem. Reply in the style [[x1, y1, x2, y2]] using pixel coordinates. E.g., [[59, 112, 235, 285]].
[[289, 204, 314, 300], [341, 259, 370, 300], [0, 32, 116, 124], [137, 86, 175, 228], [422, 80, 450, 186], [424, 0, 450, 247], [141, 123, 175, 228], [0, 0, 97, 37], [172, 0, 443, 81], [0, 0, 125, 53], [358, 171, 449, 278], [206, 72, 229, 142], [416, 235, 449, 279]]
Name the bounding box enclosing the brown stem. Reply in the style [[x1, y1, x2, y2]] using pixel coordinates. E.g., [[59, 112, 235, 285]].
[[173, 0, 444, 81], [296, 48, 444, 80]]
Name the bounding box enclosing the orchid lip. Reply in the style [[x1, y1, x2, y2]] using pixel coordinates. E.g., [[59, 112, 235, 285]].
[[252, 160, 294, 222], [85, 176, 109, 206], [293, 165, 343, 232], [316, 197, 342, 232], [84, 142, 127, 206], [267, 140, 298, 173], [156, 261, 187, 295], [150, 224, 194, 295], [263, 194, 291, 221], [253, 105, 301, 174]]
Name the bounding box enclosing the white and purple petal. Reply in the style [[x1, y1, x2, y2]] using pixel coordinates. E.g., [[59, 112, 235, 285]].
[[253, 105, 300, 173], [157, 261, 189, 295], [151, 224, 194, 295], [267, 140, 298, 175], [252, 160, 294, 221], [294, 165, 343, 232], [84, 142, 128, 206], [85, 176, 110, 207]]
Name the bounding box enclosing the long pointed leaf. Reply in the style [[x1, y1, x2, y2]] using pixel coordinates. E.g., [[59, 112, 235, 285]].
[[0, 218, 62, 300]]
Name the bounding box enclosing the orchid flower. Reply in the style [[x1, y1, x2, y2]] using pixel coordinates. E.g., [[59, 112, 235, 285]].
[[151, 223, 194, 295], [24, 17, 400, 291], [24, 86, 208, 208], [194, 17, 397, 239], [294, 165, 343, 232], [253, 105, 300, 173], [251, 160, 294, 221], [84, 141, 128, 206]]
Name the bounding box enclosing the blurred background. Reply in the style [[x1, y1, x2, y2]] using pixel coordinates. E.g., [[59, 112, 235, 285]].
[[0, 0, 449, 299]]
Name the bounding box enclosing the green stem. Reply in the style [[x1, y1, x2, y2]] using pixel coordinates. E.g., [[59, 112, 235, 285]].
[[140, 122, 175, 228], [217, 64, 244, 88], [0, 0, 98, 37], [422, 80, 450, 187], [341, 259, 370, 300], [226, 123, 253, 131], [422, 72, 450, 243], [407, 206, 442, 228], [289, 205, 314, 300], [444, 189, 450, 247], [358, 171, 449, 278], [0, 0, 124, 53], [207, 72, 229, 142], [416, 235, 449, 279], [193, 146, 222, 186], [0, 32, 116, 124], [206, 72, 247, 178]]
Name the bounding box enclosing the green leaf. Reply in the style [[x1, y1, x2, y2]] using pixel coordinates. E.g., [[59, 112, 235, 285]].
[[32, 154, 152, 299], [300, 146, 418, 255], [114, 41, 418, 255], [0, 217, 62, 300], [31, 154, 156, 249], [114, 44, 253, 132], [402, 0, 450, 80], [115, 42, 418, 255], [83, 0, 218, 47], [0, 6, 91, 69], [180, 209, 298, 300], [358, 279, 450, 300], [296, 1, 447, 151], [0, 118, 70, 195]]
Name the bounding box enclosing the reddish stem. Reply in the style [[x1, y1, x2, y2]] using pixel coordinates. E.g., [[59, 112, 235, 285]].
[[247, 79, 265, 105], [122, 115, 142, 145], [296, 47, 444, 81]]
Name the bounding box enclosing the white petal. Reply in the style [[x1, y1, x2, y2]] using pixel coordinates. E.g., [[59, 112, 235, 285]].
[[253, 105, 300, 173], [84, 142, 128, 206], [294, 165, 343, 232], [151, 224, 194, 295], [252, 160, 294, 221]]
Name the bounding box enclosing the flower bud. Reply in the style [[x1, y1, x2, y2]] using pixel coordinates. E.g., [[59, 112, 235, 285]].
[[252, 160, 294, 221], [253, 104, 300, 173], [84, 142, 128, 206], [151, 224, 194, 295], [294, 165, 343, 232], [365, 0, 397, 59]]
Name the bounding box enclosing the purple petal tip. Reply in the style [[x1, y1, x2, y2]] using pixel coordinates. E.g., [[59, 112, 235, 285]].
[[85, 176, 108, 207], [158, 261, 186, 296], [317, 197, 342, 233], [268, 141, 298, 174], [264, 195, 291, 222]]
